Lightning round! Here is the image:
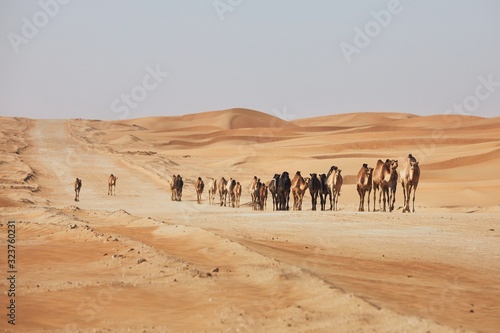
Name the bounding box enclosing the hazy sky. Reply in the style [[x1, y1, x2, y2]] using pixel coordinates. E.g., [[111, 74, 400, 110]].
[[1, 0, 499, 120]]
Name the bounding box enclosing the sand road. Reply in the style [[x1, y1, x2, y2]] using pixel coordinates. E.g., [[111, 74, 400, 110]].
[[1, 115, 499, 332]]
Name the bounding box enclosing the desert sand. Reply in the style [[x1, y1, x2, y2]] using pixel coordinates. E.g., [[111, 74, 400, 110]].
[[1, 108, 499, 332]]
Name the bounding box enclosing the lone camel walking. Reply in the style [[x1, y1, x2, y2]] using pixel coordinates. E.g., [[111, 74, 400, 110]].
[[108, 174, 117, 196], [74, 178, 82, 201]]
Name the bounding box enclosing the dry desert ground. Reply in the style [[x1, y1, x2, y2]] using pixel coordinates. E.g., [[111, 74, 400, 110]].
[[1, 109, 500, 332]]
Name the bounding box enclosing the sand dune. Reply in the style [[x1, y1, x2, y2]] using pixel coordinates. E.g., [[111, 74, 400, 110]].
[[1, 109, 500, 332]]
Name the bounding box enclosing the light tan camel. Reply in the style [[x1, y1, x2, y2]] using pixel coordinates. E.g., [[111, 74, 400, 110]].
[[356, 164, 373, 212], [194, 177, 204, 204], [400, 154, 420, 213], [108, 174, 117, 196], [234, 182, 242, 208], [169, 175, 177, 201], [249, 176, 258, 205], [218, 177, 228, 207], [329, 169, 343, 211], [207, 178, 217, 205], [74, 178, 82, 202], [372, 159, 397, 212], [291, 171, 308, 211]]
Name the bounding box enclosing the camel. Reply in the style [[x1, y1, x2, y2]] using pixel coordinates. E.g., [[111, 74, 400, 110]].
[[328, 169, 343, 211], [277, 171, 291, 210], [259, 182, 268, 210], [308, 174, 321, 211], [169, 175, 178, 201], [269, 174, 280, 211], [228, 178, 237, 207], [194, 177, 204, 204], [388, 161, 399, 212], [218, 177, 228, 207], [356, 164, 373, 212], [174, 175, 184, 201], [252, 179, 261, 211], [318, 173, 329, 211], [291, 171, 308, 211], [249, 176, 258, 206], [207, 178, 217, 205], [400, 154, 420, 213], [108, 174, 117, 196], [372, 159, 397, 212], [74, 178, 82, 202], [324, 166, 338, 210], [234, 182, 242, 208]]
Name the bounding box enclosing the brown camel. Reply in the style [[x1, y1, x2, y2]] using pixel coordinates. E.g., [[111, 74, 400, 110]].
[[173, 175, 183, 201], [400, 154, 420, 213], [228, 178, 237, 207], [388, 161, 399, 212], [291, 171, 308, 211], [328, 169, 343, 211], [207, 178, 217, 205], [108, 174, 117, 196], [194, 177, 204, 204], [268, 174, 280, 211], [218, 177, 228, 207], [74, 178, 82, 202], [259, 183, 268, 210], [356, 164, 373, 212], [234, 182, 242, 208], [372, 159, 396, 212]]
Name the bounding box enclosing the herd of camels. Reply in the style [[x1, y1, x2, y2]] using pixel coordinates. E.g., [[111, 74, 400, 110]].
[[73, 154, 420, 213]]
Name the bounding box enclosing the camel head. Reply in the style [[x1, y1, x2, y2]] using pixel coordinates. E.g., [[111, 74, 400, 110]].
[[391, 159, 398, 169], [295, 171, 301, 176], [367, 168, 374, 176], [362, 163, 368, 168], [336, 169, 342, 175], [410, 161, 419, 169], [310, 173, 317, 178]]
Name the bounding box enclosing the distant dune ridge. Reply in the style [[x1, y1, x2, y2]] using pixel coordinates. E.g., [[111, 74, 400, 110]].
[[1, 110, 500, 332], [2, 108, 500, 210]]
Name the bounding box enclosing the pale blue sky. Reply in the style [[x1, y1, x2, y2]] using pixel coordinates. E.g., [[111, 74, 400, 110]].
[[1, 0, 499, 120]]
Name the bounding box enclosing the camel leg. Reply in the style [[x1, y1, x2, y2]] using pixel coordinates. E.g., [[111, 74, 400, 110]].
[[372, 188, 377, 211], [412, 185, 417, 213], [403, 184, 410, 213]]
